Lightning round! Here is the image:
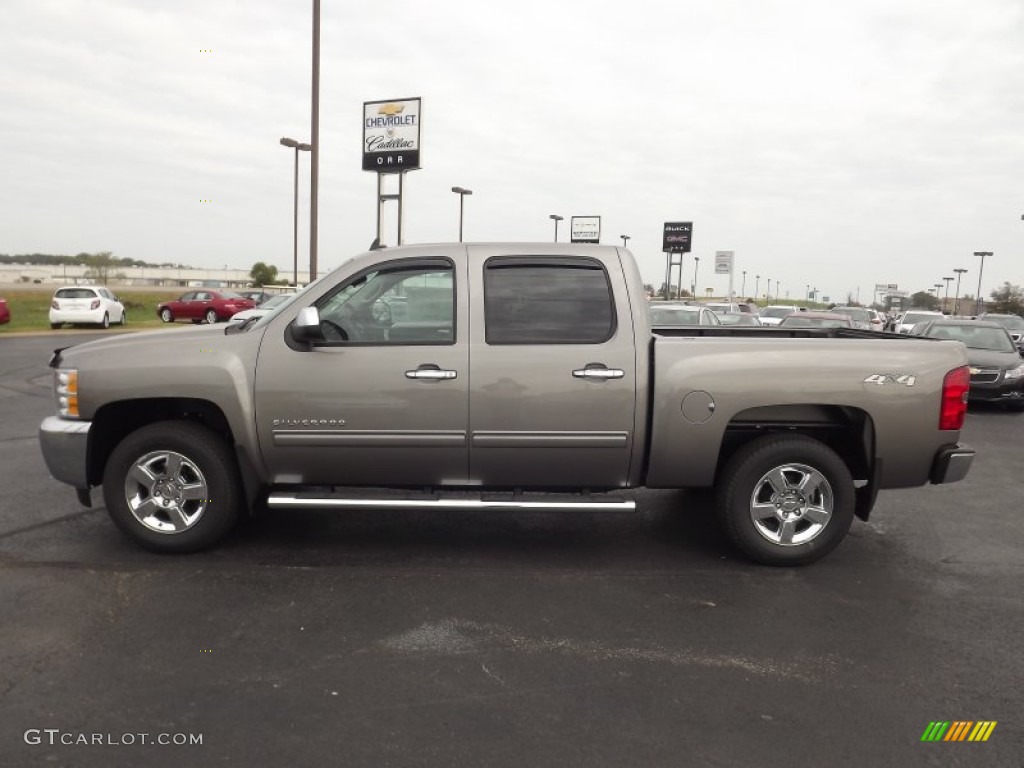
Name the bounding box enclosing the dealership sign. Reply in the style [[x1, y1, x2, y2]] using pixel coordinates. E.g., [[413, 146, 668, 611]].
[[571, 216, 601, 243], [362, 97, 421, 172], [663, 222, 693, 252], [715, 251, 734, 274]]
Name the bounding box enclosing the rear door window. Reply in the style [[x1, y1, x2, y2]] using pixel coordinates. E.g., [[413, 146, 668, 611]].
[[483, 257, 615, 344]]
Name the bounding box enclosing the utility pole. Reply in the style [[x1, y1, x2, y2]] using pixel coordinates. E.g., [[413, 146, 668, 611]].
[[973, 252, 992, 315], [952, 267, 967, 315]]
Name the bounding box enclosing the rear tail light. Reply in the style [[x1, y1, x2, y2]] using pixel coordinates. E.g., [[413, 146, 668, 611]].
[[90, 299, 100, 310], [51, 300, 59, 309], [939, 366, 970, 430]]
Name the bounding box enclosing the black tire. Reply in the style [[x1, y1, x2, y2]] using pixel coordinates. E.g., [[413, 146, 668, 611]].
[[716, 434, 855, 566], [120, 310, 127, 326], [160, 308, 173, 323], [50, 323, 61, 330], [102, 421, 243, 553], [205, 309, 218, 324], [100, 313, 110, 329]]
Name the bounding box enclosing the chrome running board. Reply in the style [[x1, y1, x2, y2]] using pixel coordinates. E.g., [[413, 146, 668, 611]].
[[267, 492, 635, 512]]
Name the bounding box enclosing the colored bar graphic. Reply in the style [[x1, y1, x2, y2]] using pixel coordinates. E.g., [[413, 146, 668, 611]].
[[921, 721, 996, 742]]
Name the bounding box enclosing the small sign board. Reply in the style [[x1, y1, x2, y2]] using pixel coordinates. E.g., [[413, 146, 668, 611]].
[[362, 97, 422, 173], [714, 251, 734, 274], [570, 216, 601, 244], [663, 222, 693, 253], [875, 283, 898, 292]]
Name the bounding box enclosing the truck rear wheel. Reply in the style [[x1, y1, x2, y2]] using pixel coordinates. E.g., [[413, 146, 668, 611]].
[[717, 435, 854, 566], [102, 421, 242, 553]]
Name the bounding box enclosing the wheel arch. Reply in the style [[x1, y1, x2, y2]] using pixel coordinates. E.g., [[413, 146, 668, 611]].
[[87, 398, 261, 505], [718, 404, 877, 521]]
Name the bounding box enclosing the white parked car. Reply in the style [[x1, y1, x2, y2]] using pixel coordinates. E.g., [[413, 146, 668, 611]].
[[895, 310, 944, 334], [757, 305, 799, 326], [228, 293, 295, 323], [49, 286, 126, 329]]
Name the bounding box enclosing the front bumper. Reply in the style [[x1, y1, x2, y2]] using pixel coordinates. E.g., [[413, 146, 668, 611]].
[[930, 443, 975, 484], [39, 416, 91, 489], [968, 380, 1024, 404]]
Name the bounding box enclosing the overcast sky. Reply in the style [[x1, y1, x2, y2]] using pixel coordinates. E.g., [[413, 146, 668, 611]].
[[2, 0, 1022, 302]]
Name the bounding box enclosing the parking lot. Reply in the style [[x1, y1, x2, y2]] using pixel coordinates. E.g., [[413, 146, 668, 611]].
[[1, 332, 1021, 767]]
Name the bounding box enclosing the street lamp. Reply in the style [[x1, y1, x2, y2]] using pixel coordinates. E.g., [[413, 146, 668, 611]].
[[942, 276, 954, 312], [549, 214, 563, 242], [805, 283, 810, 303], [620, 235, 630, 248], [451, 186, 473, 242], [741, 270, 747, 297], [309, 0, 321, 281], [974, 251, 992, 315], [953, 267, 967, 315], [777, 281, 782, 302], [280, 137, 312, 286], [767, 278, 772, 301], [754, 275, 760, 302], [692, 256, 700, 297]]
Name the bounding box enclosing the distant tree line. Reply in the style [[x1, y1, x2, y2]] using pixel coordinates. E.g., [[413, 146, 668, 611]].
[[0, 253, 182, 268]]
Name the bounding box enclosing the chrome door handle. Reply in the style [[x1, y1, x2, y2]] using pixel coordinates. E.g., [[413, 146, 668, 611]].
[[406, 367, 457, 380], [572, 367, 625, 380]]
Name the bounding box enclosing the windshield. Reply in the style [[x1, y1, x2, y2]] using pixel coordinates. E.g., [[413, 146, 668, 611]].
[[717, 313, 757, 325], [832, 307, 869, 321], [986, 315, 1024, 330], [759, 307, 792, 319], [780, 315, 850, 328], [650, 307, 702, 325], [926, 324, 1016, 352]]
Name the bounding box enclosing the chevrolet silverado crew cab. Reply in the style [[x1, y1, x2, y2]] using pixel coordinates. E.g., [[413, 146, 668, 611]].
[[39, 243, 975, 565]]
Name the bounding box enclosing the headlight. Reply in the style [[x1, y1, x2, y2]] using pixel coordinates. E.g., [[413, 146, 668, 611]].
[[55, 368, 79, 418], [1004, 365, 1024, 381]]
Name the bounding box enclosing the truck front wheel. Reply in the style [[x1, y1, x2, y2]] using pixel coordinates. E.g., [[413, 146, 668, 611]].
[[102, 421, 242, 553], [717, 435, 855, 566]]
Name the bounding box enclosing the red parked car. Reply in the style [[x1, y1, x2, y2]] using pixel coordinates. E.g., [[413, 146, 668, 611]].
[[157, 290, 256, 324], [0, 297, 10, 325]]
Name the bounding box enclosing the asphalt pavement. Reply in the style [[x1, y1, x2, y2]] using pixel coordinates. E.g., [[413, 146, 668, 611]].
[[0, 332, 1021, 768]]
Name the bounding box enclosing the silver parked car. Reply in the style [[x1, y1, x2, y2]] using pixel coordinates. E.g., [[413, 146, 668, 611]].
[[648, 303, 721, 326]]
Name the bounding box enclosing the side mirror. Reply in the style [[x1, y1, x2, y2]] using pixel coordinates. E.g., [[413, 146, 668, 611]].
[[285, 306, 323, 351], [293, 306, 321, 340]]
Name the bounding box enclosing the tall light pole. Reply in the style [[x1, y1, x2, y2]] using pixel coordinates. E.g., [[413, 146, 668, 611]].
[[805, 283, 810, 303], [942, 276, 953, 313], [549, 214, 563, 242], [309, 0, 321, 281], [620, 235, 630, 248], [953, 267, 967, 315], [692, 256, 700, 297], [451, 186, 473, 242], [755, 274, 760, 302], [974, 251, 992, 315], [777, 281, 782, 302], [280, 138, 311, 286], [741, 270, 747, 297], [767, 278, 772, 301]]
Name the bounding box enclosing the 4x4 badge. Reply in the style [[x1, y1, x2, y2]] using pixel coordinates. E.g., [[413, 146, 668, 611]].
[[864, 374, 916, 386]]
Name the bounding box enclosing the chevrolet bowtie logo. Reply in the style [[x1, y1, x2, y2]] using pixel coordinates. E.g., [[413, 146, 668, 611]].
[[378, 103, 405, 116]]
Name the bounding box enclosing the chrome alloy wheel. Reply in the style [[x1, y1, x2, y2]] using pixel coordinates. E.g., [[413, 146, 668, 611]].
[[748, 463, 833, 546], [124, 450, 209, 534]]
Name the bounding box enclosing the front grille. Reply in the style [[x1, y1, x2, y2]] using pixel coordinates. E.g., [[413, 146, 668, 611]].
[[970, 370, 1001, 384]]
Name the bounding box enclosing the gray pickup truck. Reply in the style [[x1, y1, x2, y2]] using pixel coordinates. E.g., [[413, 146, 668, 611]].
[[39, 243, 975, 565]]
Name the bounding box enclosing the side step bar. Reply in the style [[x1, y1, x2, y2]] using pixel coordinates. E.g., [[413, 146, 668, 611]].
[[267, 492, 636, 512]]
